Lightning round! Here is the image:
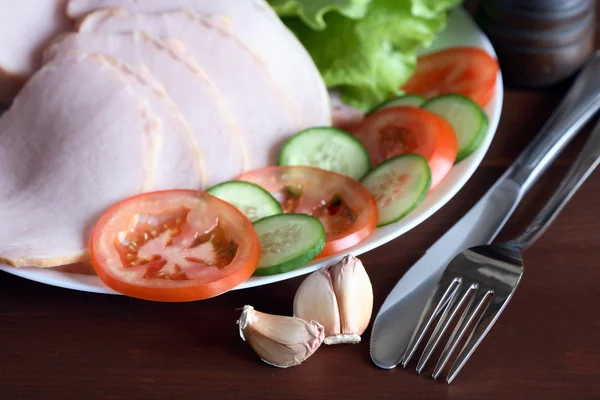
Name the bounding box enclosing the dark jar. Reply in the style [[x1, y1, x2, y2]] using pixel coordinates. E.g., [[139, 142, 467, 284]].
[[476, 0, 596, 88]]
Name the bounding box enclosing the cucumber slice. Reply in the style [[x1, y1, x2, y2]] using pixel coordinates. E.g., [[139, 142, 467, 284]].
[[278, 127, 370, 181], [361, 154, 431, 227], [422, 94, 489, 162], [370, 95, 427, 114], [206, 181, 282, 222], [253, 214, 326, 276]]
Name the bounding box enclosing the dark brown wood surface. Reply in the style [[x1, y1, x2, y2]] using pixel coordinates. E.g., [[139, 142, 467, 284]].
[[2, 8, 600, 400]]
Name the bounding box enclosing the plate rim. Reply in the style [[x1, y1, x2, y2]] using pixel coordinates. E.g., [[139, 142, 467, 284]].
[[0, 7, 504, 296]]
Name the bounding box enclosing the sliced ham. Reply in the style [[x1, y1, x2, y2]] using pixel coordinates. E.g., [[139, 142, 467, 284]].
[[330, 90, 366, 131], [0, 52, 154, 267], [96, 56, 205, 190], [52, 261, 97, 275], [45, 32, 249, 186], [67, 0, 331, 126], [0, 0, 72, 104], [78, 8, 301, 166]]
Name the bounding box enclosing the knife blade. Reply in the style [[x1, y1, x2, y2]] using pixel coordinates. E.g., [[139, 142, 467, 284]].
[[370, 50, 600, 369]]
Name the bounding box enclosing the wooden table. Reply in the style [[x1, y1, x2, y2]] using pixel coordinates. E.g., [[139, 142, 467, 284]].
[[2, 11, 600, 400]]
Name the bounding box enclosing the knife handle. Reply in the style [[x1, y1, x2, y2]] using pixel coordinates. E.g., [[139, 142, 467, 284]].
[[509, 116, 600, 249], [504, 50, 600, 193]]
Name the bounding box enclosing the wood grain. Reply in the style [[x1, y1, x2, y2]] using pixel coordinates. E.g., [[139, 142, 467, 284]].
[[1, 6, 600, 400]]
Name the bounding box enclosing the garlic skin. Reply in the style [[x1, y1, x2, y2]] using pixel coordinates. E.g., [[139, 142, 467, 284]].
[[293, 254, 373, 345], [293, 267, 341, 338], [237, 305, 325, 368], [329, 255, 374, 344]]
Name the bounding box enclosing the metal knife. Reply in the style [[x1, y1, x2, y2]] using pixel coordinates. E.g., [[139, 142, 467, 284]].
[[370, 51, 600, 369]]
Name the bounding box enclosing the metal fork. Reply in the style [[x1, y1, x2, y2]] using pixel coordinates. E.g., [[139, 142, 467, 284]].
[[401, 117, 600, 384]]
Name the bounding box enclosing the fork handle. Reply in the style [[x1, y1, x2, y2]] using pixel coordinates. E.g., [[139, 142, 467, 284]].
[[509, 118, 600, 250], [503, 50, 600, 193]]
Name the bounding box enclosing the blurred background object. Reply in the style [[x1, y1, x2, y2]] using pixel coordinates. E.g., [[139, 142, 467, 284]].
[[476, 0, 596, 88]]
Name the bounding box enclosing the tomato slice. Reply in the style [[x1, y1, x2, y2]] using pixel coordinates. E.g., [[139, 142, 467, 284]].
[[237, 166, 378, 258], [90, 190, 260, 302], [352, 106, 458, 189], [401, 47, 499, 107]]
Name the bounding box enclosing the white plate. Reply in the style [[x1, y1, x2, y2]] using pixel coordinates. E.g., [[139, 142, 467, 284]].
[[0, 8, 503, 296]]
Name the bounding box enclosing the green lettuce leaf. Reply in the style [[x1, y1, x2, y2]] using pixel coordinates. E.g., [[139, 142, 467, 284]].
[[269, 0, 371, 30], [411, 0, 460, 19], [274, 0, 462, 111]]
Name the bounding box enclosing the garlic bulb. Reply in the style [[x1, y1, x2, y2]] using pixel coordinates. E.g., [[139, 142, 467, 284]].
[[293, 254, 373, 345], [237, 305, 325, 368]]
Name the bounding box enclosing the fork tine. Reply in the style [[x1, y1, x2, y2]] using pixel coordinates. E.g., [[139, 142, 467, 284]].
[[432, 289, 492, 379], [446, 288, 520, 383], [401, 277, 462, 367], [416, 282, 478, 374]]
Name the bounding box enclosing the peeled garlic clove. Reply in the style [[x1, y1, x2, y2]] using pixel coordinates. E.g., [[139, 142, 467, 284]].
[[237, 305, 324, 368], [293, 267, 341, 338], [293, 254, 373, 345], [329, 254, 373, 344]]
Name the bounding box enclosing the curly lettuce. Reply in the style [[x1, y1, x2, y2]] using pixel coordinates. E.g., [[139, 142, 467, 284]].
[[269, 0, 371, 30], [269, 0, 462, 111]]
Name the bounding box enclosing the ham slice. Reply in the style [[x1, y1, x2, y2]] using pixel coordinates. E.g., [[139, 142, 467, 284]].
[[95, 56, 205, 190], [330, 90, 366, 131], [67, 0, 331, 126], [0, 52, 154, 267], [0, 0, 72, 104], [46, 32, 249, 186], [78, 8, 302, 166], [52, 261, 97, 275]]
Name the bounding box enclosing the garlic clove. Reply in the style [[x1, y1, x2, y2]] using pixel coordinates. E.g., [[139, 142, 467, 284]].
[[293, 266, 341, 338], [292, 254, 373, 345], [237, 305, 324, 368], [328, 254, 373, 344]]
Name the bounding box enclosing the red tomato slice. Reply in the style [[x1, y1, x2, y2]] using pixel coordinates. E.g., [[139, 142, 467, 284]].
[[401, 47, 499, 107], [90, 190, 260, 302], [237, 166, 378, 258], [352, 106, 458, 189]]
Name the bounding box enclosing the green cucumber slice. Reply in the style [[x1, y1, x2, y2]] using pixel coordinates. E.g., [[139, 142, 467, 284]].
[[361, 154, 431, 227], [253, 214, 325, 276], [369, 95, 427, 114], [278, 127, 370, 181], [206, 181, 282, 222], [422, 94, 489, 162]]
